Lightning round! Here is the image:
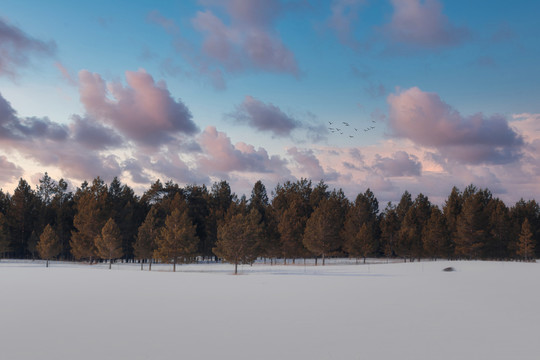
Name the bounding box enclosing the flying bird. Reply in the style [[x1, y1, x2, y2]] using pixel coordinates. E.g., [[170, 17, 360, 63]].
[[342, 122, 350, 126], [329, 121, 333, 125]]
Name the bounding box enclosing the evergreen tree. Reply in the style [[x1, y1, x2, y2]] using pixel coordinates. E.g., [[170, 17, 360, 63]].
[[443, 186, 463, 256], [134, 206, 159, 270], [207, 181, 235, 261], [273, 179, 313, 263], [344, 223, 375, 263], [342, 189, 379, 263], [487, 199, 511, 259], [303, 192, 345, 265], [154, 205, 199, 272], [95, 218, 124, 269], [0, 212, 11, 258], [70, 178, 109, 262], [516, 219, 535, 261], [455, 190, 489, 259], [380, 202, 399, 259], [37, 224, 61, 267], [107, 177, 140, 261], [8, 179, 39, 258], [185, 184, 211, 258], [422, 207, 449, 259], [214, 207, 262, 274]]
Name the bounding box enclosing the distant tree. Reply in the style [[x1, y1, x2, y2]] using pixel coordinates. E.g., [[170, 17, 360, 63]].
[[8, 179, 39, 258], [443, 186, 463, 255], [303, 191, 346, 265], [206, 180, 236, 261], [422, 207, 449, 259], [455, 188, 491, 259], [487, 199, 511, 259], [273, 179, 313, 263], [70, 178, 109, 262], [154, 205, 199, 272], [516, 219, 535, 261], [509, 199, 540, 258], [37, 224, 61, 267], [380, 202, 399, 259], [107, 177, 140, 261], [344, 223, 375, 263], [134, 207, 159, 270], [342, 189, 379, 263], [185, 184, 211, 258], [249, 180, 280, 261], [214, 207, 262, 274], [0, 212, 11, 258], [95, 218, 124, 269]]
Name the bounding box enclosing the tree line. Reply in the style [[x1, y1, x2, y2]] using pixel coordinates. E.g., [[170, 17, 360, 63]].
[[0, 174, 537, 273]]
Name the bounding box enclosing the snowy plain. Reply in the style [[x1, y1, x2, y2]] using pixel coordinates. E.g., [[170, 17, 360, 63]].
[[0, 259, 538, 360]]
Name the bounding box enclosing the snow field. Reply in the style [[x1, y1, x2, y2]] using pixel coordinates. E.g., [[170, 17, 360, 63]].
[[0, 260, 538, 360]]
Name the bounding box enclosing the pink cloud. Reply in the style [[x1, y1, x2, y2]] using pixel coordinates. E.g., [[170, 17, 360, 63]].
[[287, 147, 339, 181], [197, 126, 290, 177], [373, 151, 422, 177], [387, 87, 523, 164], [191, 0, 299, 75], [383, 0, 469, 49], [0, 18, 56, 78], [78, 69, 198, 146]]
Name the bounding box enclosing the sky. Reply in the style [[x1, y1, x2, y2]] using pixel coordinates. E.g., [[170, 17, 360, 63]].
[[0, 0, 539, 205]]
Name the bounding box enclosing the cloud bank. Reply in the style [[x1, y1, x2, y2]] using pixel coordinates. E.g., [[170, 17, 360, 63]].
[[387, 87, 523, 164]]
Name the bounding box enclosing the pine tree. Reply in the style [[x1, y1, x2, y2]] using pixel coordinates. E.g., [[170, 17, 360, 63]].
[[95, 218, 124, 269], [8, 179, 39, 258], [443, 186, 463, 256], [0, 212, 12, 258], [487, 199, 511, 259], [70, 178, 109, 262], [380, 202, 399, 259], [277, 196, 309, 262], [422, 207, 449, 259], [342, 189, 379, 263], [37, 224, 61, 267], [455, 189, 490, 259], [303, 192, 345, 265], [134, 207, 159, 270], [344, 223, 375, 263], [214, 207, 262, 274], [154, 206, 199, 272], [516, 219, 535, 261], [273, 179, 313, 263]]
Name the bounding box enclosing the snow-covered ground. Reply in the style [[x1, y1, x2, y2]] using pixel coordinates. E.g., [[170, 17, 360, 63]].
[[0, 259, 538, 360]]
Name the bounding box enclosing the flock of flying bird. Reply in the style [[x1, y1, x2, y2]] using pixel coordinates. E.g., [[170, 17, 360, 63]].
[[327, 120, 376, 138]]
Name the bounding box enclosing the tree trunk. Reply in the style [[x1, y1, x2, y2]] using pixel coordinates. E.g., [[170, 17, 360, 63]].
[[109, 259, 112, 270], [149, 259, 152, 271], [363, 257, 366, 264], [322, 253, 325, 266], [173, 258, 176, 272], [234, 262, 238, 275], [315, 257, 318, 266], [46, 259, 49, 268], [140, 261, 143, 271]]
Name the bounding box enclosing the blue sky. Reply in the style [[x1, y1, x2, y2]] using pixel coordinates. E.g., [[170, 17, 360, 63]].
[[1, 0, 539, 205]]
